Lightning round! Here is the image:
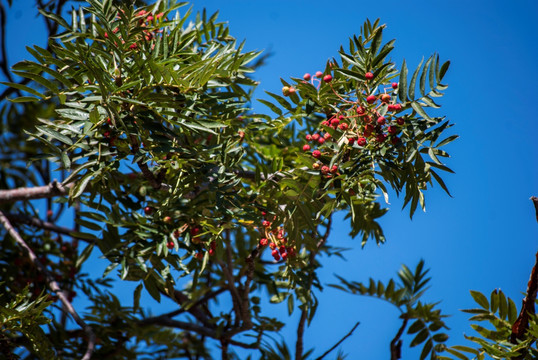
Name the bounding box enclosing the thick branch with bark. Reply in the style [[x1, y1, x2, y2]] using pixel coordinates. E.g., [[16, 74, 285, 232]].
[[510, 196, 538, 347], [0, 210, 96, 360]]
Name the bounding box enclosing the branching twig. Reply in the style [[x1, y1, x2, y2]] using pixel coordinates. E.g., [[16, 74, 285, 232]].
[[314, 321, 360, 360], [0, 210, 96, 360], [390, 317, 408, 360]]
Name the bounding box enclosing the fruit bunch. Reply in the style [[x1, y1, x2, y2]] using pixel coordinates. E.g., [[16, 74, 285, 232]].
[[298, 70, 405, 173], [258, 214, 296, 262]]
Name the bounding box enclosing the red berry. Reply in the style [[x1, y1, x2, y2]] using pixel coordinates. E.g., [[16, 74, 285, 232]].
[[330, 165, 338, 173], [271, 249, 279, 257], [392, 104, 402, 111], [388, 126, 398, 135], [317, 137, 325, 145], [330, 118, 340, 126], [391, 136, 400, 145], [195, 252, 204, 260], [348, 137, 355, 145], [366, 95, 376, 104], [262, 220, 271, 227], [312, 163, 320, 170], [357, 137, 367, 146], [338, 123, 348, 131], [167, 241, 175, 249], [288, 87, 296, 95], [321, 120, 330, 126], [321, 165, 329, 174], [312, 133, 320, 141], [377, 116, 386, 126], [269, 242, 277, 250], [173, 230, 180, 238], [144, 206, 153, 215], [303, 144, 311, 151], [279, 245, 286, 254], [315, 71, 323, 78], [260, 238, 268, 246], [163, 216, 172, 224], [324, 132, 331, 140], [306, 134, 312, 141], [312, 150, 321, 158], [392, 82, 398, 89], [323, 74, 333, 83], [397, 118, 405, 125], [281, 252, 288, 260], [261, 211, 267, 216], [304, 73, 311, 81], [46, 209, 53, 218], [191, 227, 201, 236], [376, 134, 387, 142], [381, 94, 391, 103], [365, 72, 374, 80], [129, 43, 138, 50], [356, 106, 365, 115], [208, 248, 215, 256]]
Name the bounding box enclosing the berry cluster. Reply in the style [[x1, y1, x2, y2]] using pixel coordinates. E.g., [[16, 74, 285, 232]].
[[258, 214, 297, 262], [299, 71, 405, 172]]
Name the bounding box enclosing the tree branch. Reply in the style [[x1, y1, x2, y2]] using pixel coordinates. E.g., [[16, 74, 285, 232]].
[[0, 180, 71, 203], [390, 317, 408, 360], [296, 215, 333, 360], [314, 321, 360, 360], [0, 210, 96, 360], [4, 212, 92, 243], [509, 196, 538, 359]]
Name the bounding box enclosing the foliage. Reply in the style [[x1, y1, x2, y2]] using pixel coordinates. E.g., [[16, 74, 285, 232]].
[[0, 1, 529, 359]]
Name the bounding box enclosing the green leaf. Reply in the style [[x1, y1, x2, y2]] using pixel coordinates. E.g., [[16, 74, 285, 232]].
[[76, 242, 95, 268], [410, 328, 429, 347], [0, 81, 46, 99], [133, 283, 143, 312], [35, 126, 73, 145], [410, 101, 432, 121], [408, 58, 424, 101], [398, 59, 408, 102], [258, 99, 282, 116], [470, 290, 489, 310], [419, 338, 433, 360]]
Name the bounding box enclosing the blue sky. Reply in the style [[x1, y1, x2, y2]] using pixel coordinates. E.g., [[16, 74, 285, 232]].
[[3, 0, 538, 358]]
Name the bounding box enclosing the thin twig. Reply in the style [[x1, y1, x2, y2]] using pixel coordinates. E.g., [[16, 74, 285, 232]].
[[315, 321, 360, 360], [296, 215, 333, 360], [4, 212, 92, 242], [0, 210, 96, 360]]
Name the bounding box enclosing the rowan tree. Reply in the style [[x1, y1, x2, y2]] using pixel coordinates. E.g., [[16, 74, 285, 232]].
[[1, 1, 537, 360]]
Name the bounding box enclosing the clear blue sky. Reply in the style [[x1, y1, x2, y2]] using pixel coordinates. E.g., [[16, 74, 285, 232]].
[[3, 0, 538, 358]]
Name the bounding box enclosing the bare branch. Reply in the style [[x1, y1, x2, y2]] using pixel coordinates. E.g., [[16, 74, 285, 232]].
[[315, 321, 360, 360], [0, 210, 96, 360], [0, 180, 71, 204]]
